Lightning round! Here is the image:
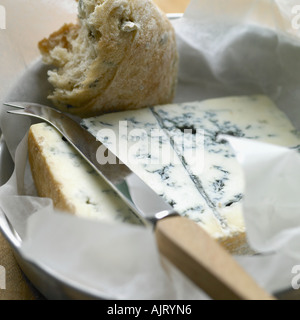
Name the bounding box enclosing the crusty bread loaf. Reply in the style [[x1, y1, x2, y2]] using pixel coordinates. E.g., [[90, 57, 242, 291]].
[[38, 0, 179, 118]]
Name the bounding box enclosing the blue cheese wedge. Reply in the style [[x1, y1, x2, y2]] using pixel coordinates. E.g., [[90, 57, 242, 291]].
[[28, 95, 300, 254], [82, 95, 300, 253], [28, 123, 141, 225], [151, 95, 300, 251]]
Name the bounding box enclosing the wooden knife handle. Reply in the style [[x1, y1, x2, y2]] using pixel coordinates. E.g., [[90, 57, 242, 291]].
[[155, 216, 275, 300]]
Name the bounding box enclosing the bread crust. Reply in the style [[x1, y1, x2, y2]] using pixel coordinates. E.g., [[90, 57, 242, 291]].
[[39, 23, 80, 67], [38, 0, 179, 118]]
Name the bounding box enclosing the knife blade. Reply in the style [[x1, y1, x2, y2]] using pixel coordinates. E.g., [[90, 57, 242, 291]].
[[6, 102, 274, 300]]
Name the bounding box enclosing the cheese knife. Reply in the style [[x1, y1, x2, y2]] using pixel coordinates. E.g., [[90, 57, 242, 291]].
[[5, 102, 275, 300]]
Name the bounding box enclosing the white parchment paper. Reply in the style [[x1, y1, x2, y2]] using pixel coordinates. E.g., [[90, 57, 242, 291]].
[[1, 0, 300, 299]]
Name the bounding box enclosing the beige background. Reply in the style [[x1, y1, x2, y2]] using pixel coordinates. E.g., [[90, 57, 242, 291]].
[[155, 0, 190, 13], [0, 0, 191, 301]]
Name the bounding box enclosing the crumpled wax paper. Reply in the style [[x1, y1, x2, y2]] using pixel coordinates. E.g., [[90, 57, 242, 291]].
[[1, 0, 300, 299]]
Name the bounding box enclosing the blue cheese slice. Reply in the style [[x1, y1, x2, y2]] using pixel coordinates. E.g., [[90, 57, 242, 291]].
[[82, 95, 300, 253], [151, 95, 300, 250], [28, 123, 141, 225]]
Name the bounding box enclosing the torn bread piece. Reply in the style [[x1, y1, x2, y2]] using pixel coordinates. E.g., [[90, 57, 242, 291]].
[[38, 0, 178, 118]]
